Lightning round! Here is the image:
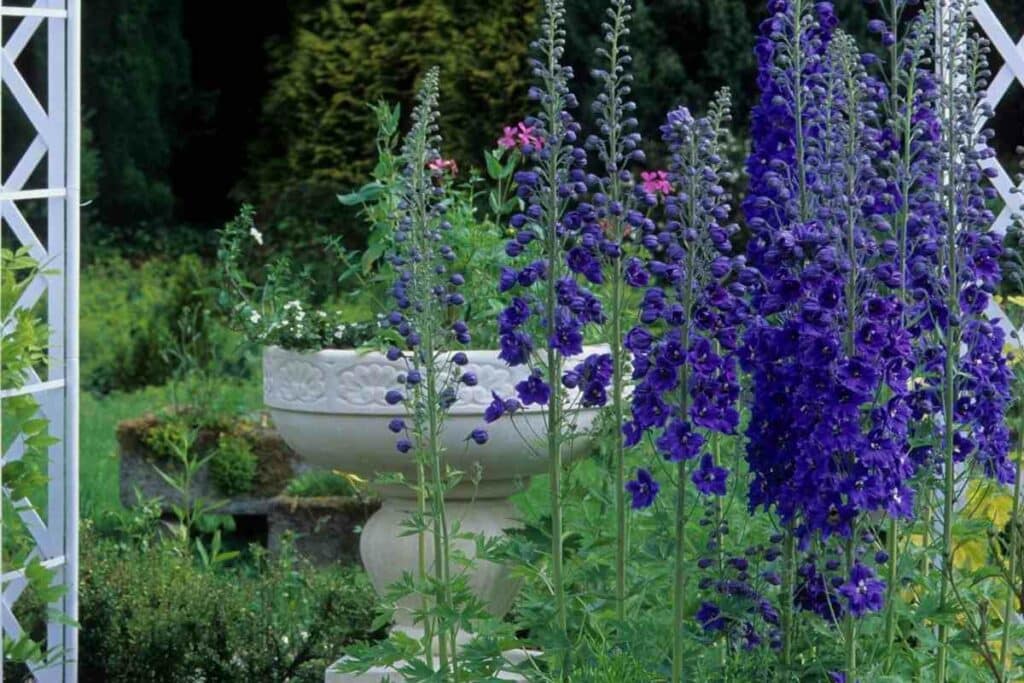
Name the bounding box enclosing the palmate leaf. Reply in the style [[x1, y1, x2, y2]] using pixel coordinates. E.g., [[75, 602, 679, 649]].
[[337, 182, 385, 206]]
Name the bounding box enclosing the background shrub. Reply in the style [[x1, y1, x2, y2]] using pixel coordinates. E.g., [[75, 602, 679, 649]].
[[78, 530, 381, 683], [80, 254, 249, 394], [242, 0, 537, 244]]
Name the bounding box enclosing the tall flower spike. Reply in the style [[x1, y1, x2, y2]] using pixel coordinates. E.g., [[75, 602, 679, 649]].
[[627, 88, 744, 477], [741, 5, 840, 665], [930, 2, 1014, 677], [489, 0, 610, 669], [626, 88, 744, 683], [741, 11, 923, 679], [583, 0, 645, 625], [860, 4, 944, 656], [382, 67, 476, 676]]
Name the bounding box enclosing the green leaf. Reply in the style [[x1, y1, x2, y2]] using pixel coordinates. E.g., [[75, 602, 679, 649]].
[[485, 151, 503, 179]]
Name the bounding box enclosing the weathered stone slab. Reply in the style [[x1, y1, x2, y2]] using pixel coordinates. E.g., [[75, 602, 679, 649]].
[[116, 413, 300, 516], [267, 495, 380, 565]]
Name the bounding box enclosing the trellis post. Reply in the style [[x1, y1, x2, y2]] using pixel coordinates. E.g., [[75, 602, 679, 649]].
[[0, 0, 81, 680]]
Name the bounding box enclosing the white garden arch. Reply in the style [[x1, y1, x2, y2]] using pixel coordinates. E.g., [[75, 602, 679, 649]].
[[1, 0, 80, 681], [971, 1, 1024, 343]]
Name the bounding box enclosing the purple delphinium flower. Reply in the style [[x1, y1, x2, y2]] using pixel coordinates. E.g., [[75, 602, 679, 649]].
[[741, 3, 918, 554], [382, 68, 485, 452], [482, 0, 611, 639], [490, 0, 609, 404], [838, 562, 885, 617], [691, 454, 729, 496], [623, 90, 747, 671], [624, 90, 744, 505], [696, 602, 726, 633], [626, 468, 659, 509], [515, 372, 551, 407]]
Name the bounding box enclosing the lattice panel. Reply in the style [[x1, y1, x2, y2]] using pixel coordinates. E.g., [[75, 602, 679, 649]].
[[970, 1, 1024, 344], [0, 1, 79, 681]]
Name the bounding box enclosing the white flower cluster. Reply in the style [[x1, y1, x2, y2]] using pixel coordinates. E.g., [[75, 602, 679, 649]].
[[233, 299, 378, 351]]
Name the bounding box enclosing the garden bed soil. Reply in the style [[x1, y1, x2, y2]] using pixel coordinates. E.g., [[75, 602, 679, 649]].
[[268, 495, 380, 566]]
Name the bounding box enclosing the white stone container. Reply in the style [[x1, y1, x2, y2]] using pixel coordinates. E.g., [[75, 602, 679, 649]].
[[263, 345, 604, 642]]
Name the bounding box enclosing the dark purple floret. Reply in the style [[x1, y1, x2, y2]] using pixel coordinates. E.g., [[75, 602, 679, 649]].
[[838, 562, 885, 617], [692, 454, 729, 496], [696, 602, 725, 632], [626, 468, 660, 509]]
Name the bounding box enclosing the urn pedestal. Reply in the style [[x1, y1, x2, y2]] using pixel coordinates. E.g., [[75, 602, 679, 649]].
[[262, 345, 603, 680]]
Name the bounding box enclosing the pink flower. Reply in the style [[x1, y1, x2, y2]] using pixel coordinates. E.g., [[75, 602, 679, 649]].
[[641, 170, 672, 196], [498, 126, 519, 149], [428, 157, 458, 175], [497, 122, 545, 152]]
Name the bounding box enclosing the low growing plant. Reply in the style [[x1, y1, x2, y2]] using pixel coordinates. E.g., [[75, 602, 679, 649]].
[[78, 528, 380, 683], [209, 432, 259, 497]]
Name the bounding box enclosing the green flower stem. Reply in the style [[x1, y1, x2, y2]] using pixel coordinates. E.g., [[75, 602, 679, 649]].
[[884, 516, 899, 669], [714, 451, 729, 681], [538, 3, 570, 673], [1000, 428, 1023, 678], [883, 1, 917, 662], [844, 538, 857, 683], [600, 0, 631, 628], [426, 350, 455, 677], [543, 118, 568, 683], [417, 459, 433, 665], [612, 269, 628, 626], [779, 5, 806, 667], [937, 11, 962, 674], [780, 526, 796, 677], [672, 451, 690, 683]]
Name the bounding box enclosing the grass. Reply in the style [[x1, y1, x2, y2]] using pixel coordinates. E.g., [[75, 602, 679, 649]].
[[80, 379, 262, 522]]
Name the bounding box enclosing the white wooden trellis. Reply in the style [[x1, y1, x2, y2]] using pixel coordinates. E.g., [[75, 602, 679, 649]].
[[0, 0, 80, 681], [966, 1, 1024, 341]]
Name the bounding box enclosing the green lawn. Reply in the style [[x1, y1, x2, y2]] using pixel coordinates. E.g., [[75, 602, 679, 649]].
[[80, 379, 262, 522]]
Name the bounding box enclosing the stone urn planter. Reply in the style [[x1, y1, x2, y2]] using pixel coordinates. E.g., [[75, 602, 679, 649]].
[[263, 344, 604, 640]]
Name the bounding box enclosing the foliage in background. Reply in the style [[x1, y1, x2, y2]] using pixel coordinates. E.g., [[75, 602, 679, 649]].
[[7, 0, 1019, 260], [82, 0, 190, 244], [244, 0, 537, 240], [284, 471, 359, 499], [209, 432, 259, 497], [80, 254, 248, 394]]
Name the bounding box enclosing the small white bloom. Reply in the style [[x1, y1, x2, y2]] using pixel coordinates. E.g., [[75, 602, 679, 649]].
[[249, 226, 263, 245], [249, 310, 262, 324]]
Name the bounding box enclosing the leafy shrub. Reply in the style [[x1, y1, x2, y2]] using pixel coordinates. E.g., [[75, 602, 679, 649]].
[[1, 248, 66, 672], [79, 530, 381, 682], [80, 254, 250, 394], [209, 432, 258, 496]]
